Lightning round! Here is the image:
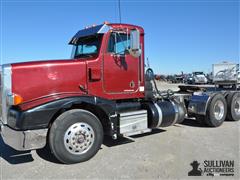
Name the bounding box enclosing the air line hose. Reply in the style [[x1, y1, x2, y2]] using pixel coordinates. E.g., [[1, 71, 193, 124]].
[[145, 68, 174, 99]]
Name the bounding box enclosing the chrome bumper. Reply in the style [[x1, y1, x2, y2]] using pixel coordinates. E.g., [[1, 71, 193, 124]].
[[0, 123, 48, 151]]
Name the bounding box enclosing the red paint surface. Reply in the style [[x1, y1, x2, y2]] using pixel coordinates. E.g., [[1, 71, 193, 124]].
[[11, 24, 145, 110]]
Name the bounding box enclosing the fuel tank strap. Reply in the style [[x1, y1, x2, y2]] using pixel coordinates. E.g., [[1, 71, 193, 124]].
[[154, 103, 162, 127], [170, 101, 179, 126]]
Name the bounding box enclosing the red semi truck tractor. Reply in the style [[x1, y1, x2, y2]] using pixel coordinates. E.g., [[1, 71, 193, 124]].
[[0, 23, 239, 164]]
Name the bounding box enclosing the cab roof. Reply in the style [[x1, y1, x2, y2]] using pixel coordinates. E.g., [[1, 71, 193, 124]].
[[69, 23, 144, 45]]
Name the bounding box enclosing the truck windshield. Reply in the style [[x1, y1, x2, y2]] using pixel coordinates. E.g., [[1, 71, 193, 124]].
[[194, 72, 204, 75], [73, 35, 102, 58]]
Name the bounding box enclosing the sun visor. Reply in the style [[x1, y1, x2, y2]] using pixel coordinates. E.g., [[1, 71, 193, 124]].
[[69, 24, 111, 45]]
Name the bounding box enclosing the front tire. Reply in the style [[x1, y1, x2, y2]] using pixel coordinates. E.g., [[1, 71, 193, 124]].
[[49, 109, 103, 164]]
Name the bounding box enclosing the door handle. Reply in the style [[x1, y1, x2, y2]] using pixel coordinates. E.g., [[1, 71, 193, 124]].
[[79, 85, 87, 93], [88, 68, 101, 81]]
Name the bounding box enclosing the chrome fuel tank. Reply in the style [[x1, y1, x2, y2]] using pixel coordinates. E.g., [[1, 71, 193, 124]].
[[142, 99, 186, 128]]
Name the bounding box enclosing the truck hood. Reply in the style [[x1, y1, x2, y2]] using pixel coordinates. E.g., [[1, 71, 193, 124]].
[[11, 59, 87, 110], [195, 74, 205, 78]]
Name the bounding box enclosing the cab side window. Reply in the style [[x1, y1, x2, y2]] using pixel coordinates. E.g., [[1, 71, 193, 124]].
[[108, 33, 130, 55]]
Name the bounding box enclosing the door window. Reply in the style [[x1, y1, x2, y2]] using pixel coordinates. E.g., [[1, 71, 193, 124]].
[[73, 35, 102, 58], [108, 33, 130, 55]]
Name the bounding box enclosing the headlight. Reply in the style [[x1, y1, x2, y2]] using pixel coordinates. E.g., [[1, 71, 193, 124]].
[[7, 93, 23, 106]]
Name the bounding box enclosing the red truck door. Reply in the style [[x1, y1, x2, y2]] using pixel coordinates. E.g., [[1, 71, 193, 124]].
[[103, 32, 140, 94]]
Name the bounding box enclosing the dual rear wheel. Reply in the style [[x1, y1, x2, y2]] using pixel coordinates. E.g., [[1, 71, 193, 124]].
[[226, 92, 240, 121], [197, 92, 240, 127]]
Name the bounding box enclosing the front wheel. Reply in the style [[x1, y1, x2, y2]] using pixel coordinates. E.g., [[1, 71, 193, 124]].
[[49, 109, 103, 164]]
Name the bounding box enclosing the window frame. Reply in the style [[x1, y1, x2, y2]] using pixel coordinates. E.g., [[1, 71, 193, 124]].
[[72, 35, 103, 59], [107, 31, 130, 56]]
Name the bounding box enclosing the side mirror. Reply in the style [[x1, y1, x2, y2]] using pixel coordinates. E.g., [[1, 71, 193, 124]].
[[129, 29, 142, 58]]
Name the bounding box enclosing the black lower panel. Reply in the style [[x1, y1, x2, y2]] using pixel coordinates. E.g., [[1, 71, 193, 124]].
[[7, 96, 116, 130]]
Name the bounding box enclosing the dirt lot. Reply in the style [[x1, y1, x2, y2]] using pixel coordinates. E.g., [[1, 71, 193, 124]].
[[0, 83, 239, 180]]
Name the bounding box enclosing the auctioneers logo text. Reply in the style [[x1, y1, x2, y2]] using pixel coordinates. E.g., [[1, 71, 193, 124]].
[[188, 160, 234, 177]]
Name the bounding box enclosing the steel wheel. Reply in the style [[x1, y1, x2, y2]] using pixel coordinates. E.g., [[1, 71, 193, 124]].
[[49, 109, 103, 164], [64, 122, 95, 155], [234, 97, 240, 116], [204, 94, 227, 127], [213, 100, 225, 121], [226, 92, 240, 121]]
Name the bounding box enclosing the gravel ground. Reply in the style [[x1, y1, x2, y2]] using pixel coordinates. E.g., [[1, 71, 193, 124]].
[[0, 83, 239, 180]]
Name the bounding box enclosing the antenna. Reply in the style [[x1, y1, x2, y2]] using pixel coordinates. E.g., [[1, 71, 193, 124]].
[[118, 0, 122, 23]]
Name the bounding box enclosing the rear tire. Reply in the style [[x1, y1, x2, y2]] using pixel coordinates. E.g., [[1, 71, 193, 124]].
[[195, 115, 206, 126], [204, 94, 227, 127], [226, 92, 240, 121], [49, 109, 103, 164]]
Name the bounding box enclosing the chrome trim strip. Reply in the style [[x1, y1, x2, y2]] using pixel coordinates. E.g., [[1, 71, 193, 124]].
[[154, 103, 163, 127], [70, 45, 77, 59], [1, 64, 12, 124], [204, 95, 212, 114], [171, 101, 179, 126], [0, 67, 2, 122], [98, 24, 111, 34]]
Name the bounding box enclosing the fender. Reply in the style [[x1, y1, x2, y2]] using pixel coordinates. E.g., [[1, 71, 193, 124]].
[[7, 96, 117, 132], [188, 92, 220, 116]]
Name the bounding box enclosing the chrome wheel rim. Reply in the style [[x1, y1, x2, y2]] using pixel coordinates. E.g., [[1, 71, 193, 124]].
[[234, 97, 240, 116], [213, 100, 225, 121], [64, 122, 95, 155]]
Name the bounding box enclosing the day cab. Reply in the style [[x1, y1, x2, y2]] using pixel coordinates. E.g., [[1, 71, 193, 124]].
[[1, 23, 239, 164]]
